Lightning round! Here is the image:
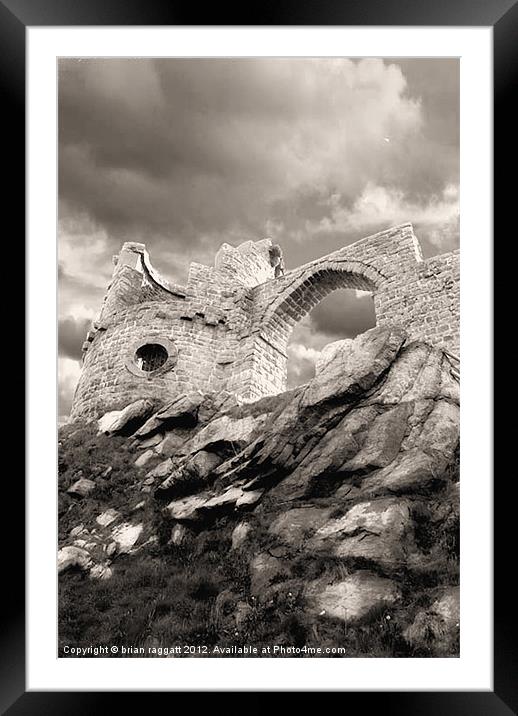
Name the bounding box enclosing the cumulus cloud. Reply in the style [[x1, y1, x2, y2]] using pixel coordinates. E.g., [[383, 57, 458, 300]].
[[58, 57, 459, 415], [309, 182, 459, 252], [59, 316, 91, 361], [286, 289, 376, 387], [58, 357, 82, 420]]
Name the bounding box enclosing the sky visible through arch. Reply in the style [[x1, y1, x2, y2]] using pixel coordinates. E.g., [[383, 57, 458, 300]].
[[58, 57, 459, 420]]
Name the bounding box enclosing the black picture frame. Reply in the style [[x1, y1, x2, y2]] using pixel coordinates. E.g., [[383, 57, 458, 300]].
[[8, 0, 509, 710]]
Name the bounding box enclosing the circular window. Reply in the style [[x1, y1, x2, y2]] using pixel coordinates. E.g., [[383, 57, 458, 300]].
[[134, 343, 168, 372], [125, 336, 178, 378]]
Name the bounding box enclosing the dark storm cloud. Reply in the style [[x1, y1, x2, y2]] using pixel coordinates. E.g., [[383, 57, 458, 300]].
[[60, 58, 458, 264], [59, 316, 91, 360], [58, 57, 459, 411], [59, 379, 74, 420], [310, 290, 376, 339]]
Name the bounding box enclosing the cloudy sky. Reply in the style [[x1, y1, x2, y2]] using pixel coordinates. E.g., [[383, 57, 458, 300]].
[[58, 57, 459, 419]]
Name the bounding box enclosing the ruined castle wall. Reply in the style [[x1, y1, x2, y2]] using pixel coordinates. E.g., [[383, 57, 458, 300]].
[[70, 244, 255, 420], [375, 249, 460, 354], [70, 225, 460, 419]]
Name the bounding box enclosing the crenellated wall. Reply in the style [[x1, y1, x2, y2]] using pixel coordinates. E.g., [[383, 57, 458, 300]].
[[70, 224, 459, 419]]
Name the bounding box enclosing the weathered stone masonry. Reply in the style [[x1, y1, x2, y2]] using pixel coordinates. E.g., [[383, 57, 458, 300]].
[[70, 223, 459, 419]]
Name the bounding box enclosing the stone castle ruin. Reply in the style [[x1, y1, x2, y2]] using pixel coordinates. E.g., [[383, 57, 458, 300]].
[[70, 223, 459, 420]]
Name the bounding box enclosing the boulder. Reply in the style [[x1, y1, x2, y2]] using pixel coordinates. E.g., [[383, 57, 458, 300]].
[[136, 433, 163, 450], [305, 571, 401, 622], [67, 478, 96, 498], [403, 586, 459, 656], [165, 494, 209, 521], [58, 546, 92, 574], [360, 448, 446, 496], [156, 451, 223, 499], [134, 449, 156, 468], [183, 414, 266, 456], [339, 402, 411, 472], [268, 507, 332, 548], [89, 563, 113, 580], [145, 458, 174, 479], [156, 432, 189, 458], [69, 524, 86, 537], [302, 326, 407, 408], [111, 522, 143, 553], [96, 508, 120, 527], [134, 392, 204, 437], [315, 339, 353, 375], [165, 484, 263, 522], [308, 498, 416, 568], [98, 399, 155, 435]]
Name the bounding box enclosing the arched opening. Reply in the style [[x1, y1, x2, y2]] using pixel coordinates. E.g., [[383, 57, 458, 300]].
[[286, 288, 376, 388], [246, 264, 384, 400]]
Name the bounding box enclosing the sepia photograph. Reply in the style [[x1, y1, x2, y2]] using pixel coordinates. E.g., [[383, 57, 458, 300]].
[[57, 57, 460, 659]]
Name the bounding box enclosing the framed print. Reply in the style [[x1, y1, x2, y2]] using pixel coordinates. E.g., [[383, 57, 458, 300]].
[[7, 0, 512, 709]]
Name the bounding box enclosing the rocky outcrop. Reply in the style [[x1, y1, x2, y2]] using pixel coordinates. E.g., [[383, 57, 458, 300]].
[[59, 326, 460, 657]]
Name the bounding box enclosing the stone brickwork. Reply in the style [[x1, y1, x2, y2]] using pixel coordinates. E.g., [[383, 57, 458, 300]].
[[70, 224, 459, 419]]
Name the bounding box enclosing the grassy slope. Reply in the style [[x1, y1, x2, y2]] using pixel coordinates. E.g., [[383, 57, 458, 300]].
[[58, 424, 459, 658]]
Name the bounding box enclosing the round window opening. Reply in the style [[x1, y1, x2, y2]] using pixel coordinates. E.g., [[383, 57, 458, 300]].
[[134, 343, 169, 372]]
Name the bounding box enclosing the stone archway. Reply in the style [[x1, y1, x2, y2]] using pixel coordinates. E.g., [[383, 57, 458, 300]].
[[232, 258, 389, 402]]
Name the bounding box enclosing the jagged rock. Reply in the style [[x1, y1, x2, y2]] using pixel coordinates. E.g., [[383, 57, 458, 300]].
[[315, 338, 353, 375], [134, 449, 156, 468], [96, 508, 120, 527], [98, 399, 155, 435], [67, 478, 96, 498], [165, 484, 263, 522], [196, 390, 242, 424], [306, 571, 401, 622], [97, 410, 121, 434], [134, 392, 204, 437], [146, 458, 174, 479], [69, 524, 85, 537], [90, 563, 113, 580], [360, 448, 446, 496], [268, 507, 332, 548], [111, 523, 143, 553], [231, 522, 252, 550], [165, 494, 209, 521], [183, 414, 266, 456], [156, 451, 223, 499], [156, 432, 189, 458], [302, 326, 407, 408], [59, 326, 461, 655], [191, 450, 224, 478], [202, 487, 245, 511], [308, 498, 416, 568], [339, 403, 412, 472], [136, 433, 163, 450], [58, 546, 93, 574], [235, 489, 263, 508], [403, 586, 459, 655]]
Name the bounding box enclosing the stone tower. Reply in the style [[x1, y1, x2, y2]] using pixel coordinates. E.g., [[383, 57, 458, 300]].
[[70, 224, 459, 420]]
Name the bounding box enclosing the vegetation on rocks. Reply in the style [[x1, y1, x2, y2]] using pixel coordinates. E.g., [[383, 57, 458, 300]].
[[59, 327, 460, 658]]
